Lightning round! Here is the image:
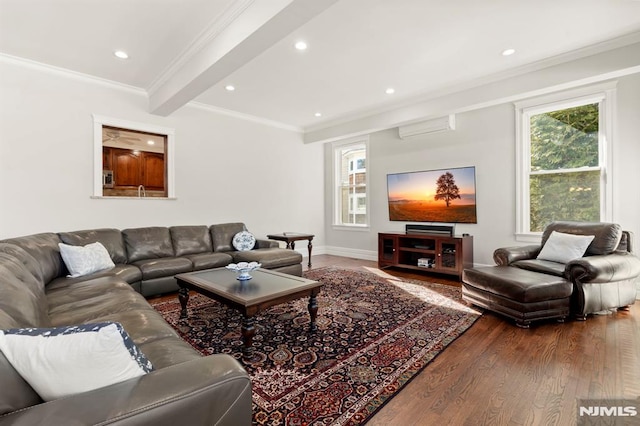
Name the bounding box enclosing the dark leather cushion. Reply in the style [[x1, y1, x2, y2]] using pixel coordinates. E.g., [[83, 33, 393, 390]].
[[170, 226, 213, 256], [132, 257, 193, 280], [210, 223, 246, 252], [1, 233, 64, 284], [231, 248, 302, 269], [462, 266, 572, 303], [137, 337, 202, 370], [511, 259, 566, 277], [0, 253, 51, 328], [122, 227, 174, 263], [0, 243, 45, 284], [542, 221, 622, 256], [47, 265, 143, 290], [46, 278, 137, 321], [58, 229, 127, 264], [45, 277, 200, 368], [0, 351, 42, 415], [184, 252, 232, 271]]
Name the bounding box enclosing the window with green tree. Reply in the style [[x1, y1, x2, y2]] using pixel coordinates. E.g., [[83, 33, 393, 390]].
[[515, 84, 614, 237]]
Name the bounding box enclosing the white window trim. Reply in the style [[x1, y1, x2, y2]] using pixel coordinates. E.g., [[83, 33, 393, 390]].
[[332, 135, 370, 229], [514, 82, 615, 242], [92, 115, 176, 199]]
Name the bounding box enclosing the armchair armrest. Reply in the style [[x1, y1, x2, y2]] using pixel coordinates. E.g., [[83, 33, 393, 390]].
[[0, 355, 251, 426], [566, 252, 640, 284], [493, 245, 541, 266]]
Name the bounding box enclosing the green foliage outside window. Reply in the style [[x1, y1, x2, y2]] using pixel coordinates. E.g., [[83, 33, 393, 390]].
[[530, 171, 600, 232], [529, 103, 601, 231]]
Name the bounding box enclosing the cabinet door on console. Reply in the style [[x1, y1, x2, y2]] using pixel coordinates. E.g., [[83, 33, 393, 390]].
[[437, 239, 461, 272], [378, 234, 398, 265]]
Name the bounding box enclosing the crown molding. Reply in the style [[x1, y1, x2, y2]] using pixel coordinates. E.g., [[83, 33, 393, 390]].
[[304, 40, 640, 143], [304, 31, 640, 134], [0, 53, 145, 95], [188, 101, 303, 132], [146, 0, 256, 94], [0, 52, 302, 133]]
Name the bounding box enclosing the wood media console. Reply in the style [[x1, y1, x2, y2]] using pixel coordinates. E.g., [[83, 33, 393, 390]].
[[378, 232, 473, 280]]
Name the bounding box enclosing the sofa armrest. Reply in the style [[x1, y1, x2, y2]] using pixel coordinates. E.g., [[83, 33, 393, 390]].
[[565, 252, 640, 284], [493, 245, 541, 266], [0, 355, 251, 426], [255, 239, 278, 249]]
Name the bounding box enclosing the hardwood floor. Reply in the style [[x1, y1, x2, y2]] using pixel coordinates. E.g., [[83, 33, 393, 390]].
[[305, 255, 640, 426]]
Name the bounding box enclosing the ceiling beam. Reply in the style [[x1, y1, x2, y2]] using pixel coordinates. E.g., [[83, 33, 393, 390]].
[[148, 0, 338, 116]]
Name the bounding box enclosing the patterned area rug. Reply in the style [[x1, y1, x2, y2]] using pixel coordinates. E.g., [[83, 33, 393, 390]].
[[150, 267, 481, 425]]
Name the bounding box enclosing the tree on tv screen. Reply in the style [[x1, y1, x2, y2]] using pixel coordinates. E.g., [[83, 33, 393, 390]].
[[434, 172, 461, 207]]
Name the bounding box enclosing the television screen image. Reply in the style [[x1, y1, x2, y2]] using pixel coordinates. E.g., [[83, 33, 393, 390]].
[[387, 166, 477, 223]]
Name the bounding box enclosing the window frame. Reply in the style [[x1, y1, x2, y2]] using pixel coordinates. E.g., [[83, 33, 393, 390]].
[[332, 136, 370, 229], [514, 82, 615, 242], [92, 114, 176, 199]]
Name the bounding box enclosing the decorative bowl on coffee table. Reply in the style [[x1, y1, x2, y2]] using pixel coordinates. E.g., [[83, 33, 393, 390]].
[[226, 262, 261, 281]]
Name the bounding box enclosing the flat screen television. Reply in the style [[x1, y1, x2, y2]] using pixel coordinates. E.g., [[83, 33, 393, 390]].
[[387, 166, 477, 223]]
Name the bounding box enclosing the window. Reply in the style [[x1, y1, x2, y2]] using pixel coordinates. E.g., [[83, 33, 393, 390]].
[[92, 115, 175, 199], [334, 138, 368, 227], [515, 83, 614, 239]]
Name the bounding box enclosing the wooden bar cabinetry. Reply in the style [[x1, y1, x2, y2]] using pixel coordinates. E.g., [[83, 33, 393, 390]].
[[378, 232, 473, 280], [103, 147, 165, 192]]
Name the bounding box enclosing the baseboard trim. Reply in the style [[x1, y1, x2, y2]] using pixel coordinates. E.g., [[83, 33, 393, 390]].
[[323, 246, 378, 261]]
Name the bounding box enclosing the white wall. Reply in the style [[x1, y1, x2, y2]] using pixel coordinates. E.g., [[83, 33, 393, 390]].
[[2, 57, 637, 266], [613, 75, 640, 245], [324, 73, 640, 266], [0, 59, 325, 247]]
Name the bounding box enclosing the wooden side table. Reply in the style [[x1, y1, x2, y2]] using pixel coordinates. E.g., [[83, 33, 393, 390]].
[[267, 232, 314, 267]]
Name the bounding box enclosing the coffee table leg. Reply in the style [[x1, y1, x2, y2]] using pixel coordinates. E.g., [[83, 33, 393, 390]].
[[308, 291, 318, 331], [178, 287, 189, 319], [241, 315, 256, 360]]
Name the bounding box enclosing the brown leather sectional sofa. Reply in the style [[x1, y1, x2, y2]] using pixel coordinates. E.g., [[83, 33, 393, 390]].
[[0, 222, 301, 424], [7, 222, 302, 297]]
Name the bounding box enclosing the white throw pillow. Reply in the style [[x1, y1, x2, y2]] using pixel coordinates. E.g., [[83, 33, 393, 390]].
[[537, 231, 595, 264], [232, 231, 256, 251], [58, 242, 115, 277], [0, 322, 153, 401]]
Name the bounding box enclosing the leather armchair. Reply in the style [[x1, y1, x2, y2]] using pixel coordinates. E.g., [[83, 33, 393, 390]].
[[495, 221, 640, 320]]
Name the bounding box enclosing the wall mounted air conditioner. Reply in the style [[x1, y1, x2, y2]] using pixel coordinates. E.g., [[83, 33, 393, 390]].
[[398, 114, 455, 139]]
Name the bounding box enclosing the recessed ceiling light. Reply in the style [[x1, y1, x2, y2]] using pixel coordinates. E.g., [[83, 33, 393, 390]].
[[295, 41, 308, 51], [314, 112, 322, 117], [147, 140, 155, 145], [114, 50, 129, 59], [385, 88, 395, 95], [502, 48, 516, 56], [225, 85, 235, 91]]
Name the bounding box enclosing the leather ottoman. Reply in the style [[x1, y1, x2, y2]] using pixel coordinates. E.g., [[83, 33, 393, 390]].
[[462, 266, 573, 328]]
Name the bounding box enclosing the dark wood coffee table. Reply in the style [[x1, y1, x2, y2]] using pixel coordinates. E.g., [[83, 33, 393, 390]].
[[175, 268, 323, 361]]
